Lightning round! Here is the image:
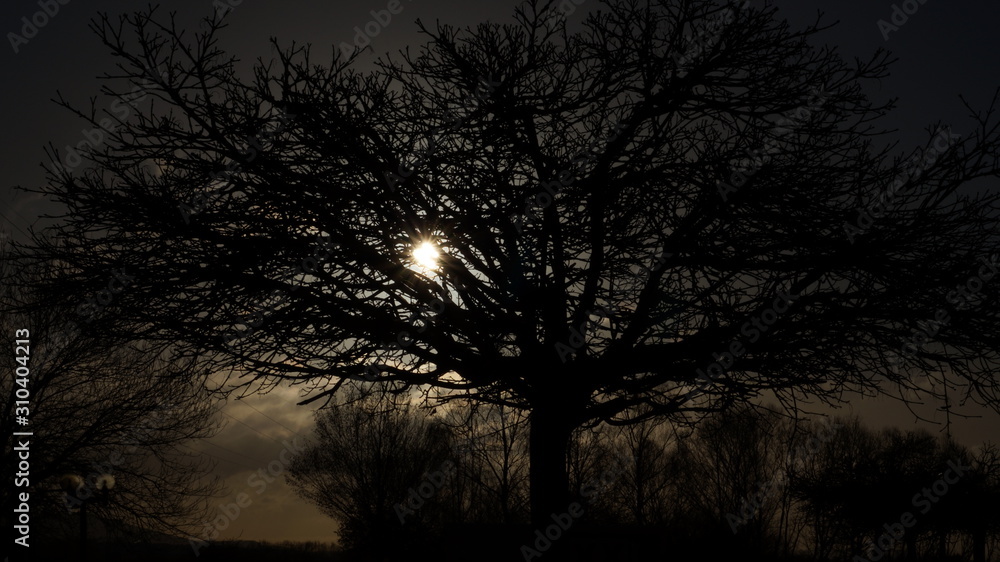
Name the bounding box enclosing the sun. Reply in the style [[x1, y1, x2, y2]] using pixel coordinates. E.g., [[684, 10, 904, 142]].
[[412, 241, 440, 271]]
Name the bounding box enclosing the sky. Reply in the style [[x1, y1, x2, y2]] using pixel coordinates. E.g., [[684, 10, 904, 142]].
[[3, 0, 1000, 546]]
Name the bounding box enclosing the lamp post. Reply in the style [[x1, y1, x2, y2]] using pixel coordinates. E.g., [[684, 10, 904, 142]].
[[60, 473, 115, 562]]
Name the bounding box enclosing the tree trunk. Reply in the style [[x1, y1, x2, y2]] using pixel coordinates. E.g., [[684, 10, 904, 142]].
[[973, 525, 986, 562], [529, 404, 574, 527]]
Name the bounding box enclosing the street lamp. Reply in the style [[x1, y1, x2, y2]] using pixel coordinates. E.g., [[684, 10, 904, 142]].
[[60, 472, 115, 562]]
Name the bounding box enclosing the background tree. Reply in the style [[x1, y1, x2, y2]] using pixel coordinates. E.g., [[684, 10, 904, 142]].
[[789, 416, 876, 561], [285, 383, 452, 551], [604, 413, 675, 527], [442, 397, 530, 525], [17, 0, 1000, 525], [790, 420, 1000, 561], [669, 406, 795, 555], [0, 244, 222, 550], [964, 443, 1000, 562]]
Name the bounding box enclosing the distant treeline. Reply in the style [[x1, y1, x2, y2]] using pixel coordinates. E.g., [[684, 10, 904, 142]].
[[288, 387, 1000, 562]]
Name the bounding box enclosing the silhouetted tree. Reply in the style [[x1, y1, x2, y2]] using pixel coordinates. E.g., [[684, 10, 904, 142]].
[[670, 406, 793, 554], [18, 0, 1000, 525], [442, 398, 530, 525], [605, 412, 676, 527], [966, 443, 1000, 562], [788, 417, 870, 560], [285, 383, 452, 551], [0, 245, 221, 549], [789, 420, 1000, 561]]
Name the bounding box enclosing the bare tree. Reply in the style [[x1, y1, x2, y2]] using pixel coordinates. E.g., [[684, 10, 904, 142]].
[[789, 418, 1000, 561], [285, 383, 452, 550], [789, 417, 879, 560], [602, 413, 676, 526], [443, 398, 530, 524], [670, 406, 791, 551], [966, 443, 1000, 562], [18, 0, 1000, 524], [0, 245, 222, 549]]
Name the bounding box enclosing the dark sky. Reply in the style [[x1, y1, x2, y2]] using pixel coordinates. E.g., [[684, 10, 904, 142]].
[[3, 0, 999, 545]]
